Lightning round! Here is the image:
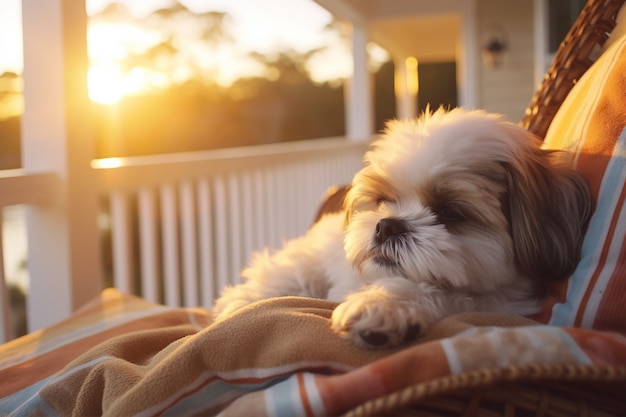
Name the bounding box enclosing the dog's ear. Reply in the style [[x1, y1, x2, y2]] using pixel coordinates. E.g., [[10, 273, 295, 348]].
[[503, 131, 592, 281], [342, 184, 356, 228], [313, 185, 351, 224]]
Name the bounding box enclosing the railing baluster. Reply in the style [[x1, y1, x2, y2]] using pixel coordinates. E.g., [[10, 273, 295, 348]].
[[286, 163, 297, 239], [197, 178, 215, 306], [0, 139, 370, 339], [295, 162, 306, 229], [263, 168, 277, 253], [110, 191, 134, 294], [0, 211, 10, 343], [227, 173, 242, 286], [240, 171, 254, 276], [275, 165, 288, 244], [160, 183, 180, 307], [305, 160, 319, 225], [271, 166, 280, 246], [212, 175, 230, 292], [252, 168, 265, 254], [180, 180, 199, 307], [138, 188, 161, 303]]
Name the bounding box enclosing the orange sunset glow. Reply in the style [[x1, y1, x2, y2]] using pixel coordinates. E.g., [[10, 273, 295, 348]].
[[83, 0, 358, 105], [1, 0, 393, 162], [0, 0, 386, 106]]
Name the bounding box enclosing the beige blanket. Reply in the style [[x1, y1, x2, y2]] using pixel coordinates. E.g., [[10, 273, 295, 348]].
[[4, 290, 623, 417]]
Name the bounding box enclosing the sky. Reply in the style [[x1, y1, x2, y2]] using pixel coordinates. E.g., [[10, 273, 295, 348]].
[[0, 0, 353, 83], [0, 0, 22, 73], [0, 0, 353, 289], [88, 0, 337, 55]]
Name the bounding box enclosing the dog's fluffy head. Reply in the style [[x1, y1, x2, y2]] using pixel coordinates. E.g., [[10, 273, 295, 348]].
[[343, 107, 591, 294]]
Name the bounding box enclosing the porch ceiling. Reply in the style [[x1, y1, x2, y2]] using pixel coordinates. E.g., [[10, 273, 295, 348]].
[[315, 0, 463, 62], [370, 15, 460, 62]]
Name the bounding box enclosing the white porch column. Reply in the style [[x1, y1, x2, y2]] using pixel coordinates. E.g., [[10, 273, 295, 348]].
[[345, 22, 374, 141], [394, 56, 419, 120], [533, 0, 549, 87], [21, 0, 102, 330], [457, 0, 479, 108]]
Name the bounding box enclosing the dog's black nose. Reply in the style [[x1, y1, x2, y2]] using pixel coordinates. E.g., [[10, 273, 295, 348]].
[[375, 218, 407, 243]]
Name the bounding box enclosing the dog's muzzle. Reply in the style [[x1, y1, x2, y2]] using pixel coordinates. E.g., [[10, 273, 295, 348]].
[[375, 218, 408, 244], [370, 218, 410, 270]]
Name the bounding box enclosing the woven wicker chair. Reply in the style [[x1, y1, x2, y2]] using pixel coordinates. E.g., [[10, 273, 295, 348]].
[[315, 1, 626, 415], [520, 0, 625, 139]]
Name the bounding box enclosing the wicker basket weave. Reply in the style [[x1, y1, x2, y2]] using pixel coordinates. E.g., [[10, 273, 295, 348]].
[[343, 365, 626, 417], [338, 0, 626, 415], [520, 0, 625, 139]]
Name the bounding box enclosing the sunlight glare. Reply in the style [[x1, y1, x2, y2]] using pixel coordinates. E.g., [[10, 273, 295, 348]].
[[91, 157, 123, 169], [88, 62, 125, 104], [88, 22, 162, 60], [405, 57, 419, 95], [126, 67, 150, 94], [307, 45, 352, 84], [88, 62, 152, 104], [88, 24, 129, 61]]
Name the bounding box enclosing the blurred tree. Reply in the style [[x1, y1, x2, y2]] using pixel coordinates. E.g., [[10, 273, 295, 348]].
[[93, 47, 346, 157], [94, 1, 132, 21], [0, 3, 400, 167], [8, 282, 26, 338], [0, 72, 23, 120], [90, 3, 350, 158], [0, 72, 23, 169]]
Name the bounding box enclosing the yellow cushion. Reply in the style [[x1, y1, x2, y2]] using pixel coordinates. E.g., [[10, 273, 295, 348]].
[[538, 33, 626, 332]]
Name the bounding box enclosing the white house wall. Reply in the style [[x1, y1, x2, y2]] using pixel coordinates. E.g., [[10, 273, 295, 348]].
[[315, 0, 538, 123], [476, 0, 536, 122]]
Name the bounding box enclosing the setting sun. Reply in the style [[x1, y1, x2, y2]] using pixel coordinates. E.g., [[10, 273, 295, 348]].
[[81, 0, 353, 105], [86, 19, 161, 104], [88, 61, 153, 104], [1, 0, 353, 106], [88, 62, 125, 104]]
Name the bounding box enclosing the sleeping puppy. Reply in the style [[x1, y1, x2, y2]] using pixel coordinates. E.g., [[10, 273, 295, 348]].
[[214, 107, 592, 349]]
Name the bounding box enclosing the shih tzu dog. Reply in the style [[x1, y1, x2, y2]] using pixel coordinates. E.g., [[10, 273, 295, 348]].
[[214, 107, 591, 349]]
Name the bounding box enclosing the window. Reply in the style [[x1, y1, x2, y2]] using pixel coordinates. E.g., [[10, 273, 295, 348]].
[[547, 0, 585, 53]]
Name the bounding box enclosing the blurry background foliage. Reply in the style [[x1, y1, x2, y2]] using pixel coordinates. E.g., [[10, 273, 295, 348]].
[[0, 1, 457, 167]]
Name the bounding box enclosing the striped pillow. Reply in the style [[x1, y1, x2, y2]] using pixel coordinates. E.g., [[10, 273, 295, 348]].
[[536, 33, 626, 332]]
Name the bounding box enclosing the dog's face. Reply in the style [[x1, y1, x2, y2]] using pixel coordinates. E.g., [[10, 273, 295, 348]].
[[343, 108, 591, 294]]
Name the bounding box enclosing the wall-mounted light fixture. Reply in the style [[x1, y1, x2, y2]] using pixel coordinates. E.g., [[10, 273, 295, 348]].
[[481, 29, 508, 69]]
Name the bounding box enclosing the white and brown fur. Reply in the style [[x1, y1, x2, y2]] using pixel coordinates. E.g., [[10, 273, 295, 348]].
[[214, 108, 591, 349]]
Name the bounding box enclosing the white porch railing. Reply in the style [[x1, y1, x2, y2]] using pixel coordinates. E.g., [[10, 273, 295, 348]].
[[0, 170, 59, 341], [4, 0, 373, 343], [0, 137, 369, 342]]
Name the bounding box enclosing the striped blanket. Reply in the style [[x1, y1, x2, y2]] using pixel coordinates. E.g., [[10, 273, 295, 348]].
[[1, 288, 625, 416], [3, 8, 626, 416]]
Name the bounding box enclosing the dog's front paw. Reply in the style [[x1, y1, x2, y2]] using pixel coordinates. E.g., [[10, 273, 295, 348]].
[[213, 298, 249, 321], [331, 289, 430, 349], [213, 285, 259, 321]]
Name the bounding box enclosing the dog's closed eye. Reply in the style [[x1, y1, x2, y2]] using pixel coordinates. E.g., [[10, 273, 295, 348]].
[[376, 197, 387, 206], [376, 196, 395, 207], [431, 205, 466, 229]]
